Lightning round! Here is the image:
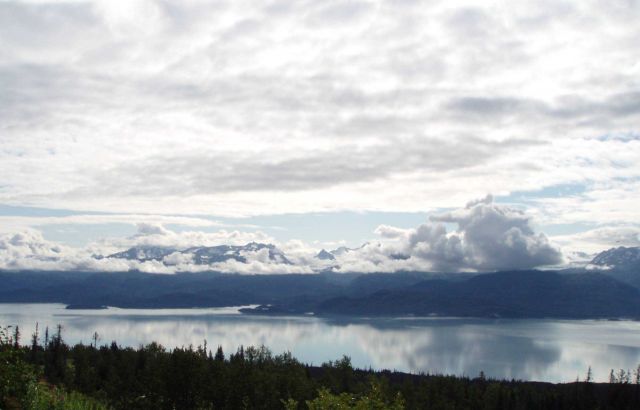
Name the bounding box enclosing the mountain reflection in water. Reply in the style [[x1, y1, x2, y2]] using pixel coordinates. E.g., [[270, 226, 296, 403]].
[[2, 303, 640, 383]]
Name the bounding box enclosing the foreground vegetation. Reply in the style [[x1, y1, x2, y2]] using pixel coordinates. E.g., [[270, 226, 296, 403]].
[[2, 325, 640, 409]]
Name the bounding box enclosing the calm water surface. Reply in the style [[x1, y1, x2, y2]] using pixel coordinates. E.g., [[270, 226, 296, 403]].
[[2, 303, 640, 383]]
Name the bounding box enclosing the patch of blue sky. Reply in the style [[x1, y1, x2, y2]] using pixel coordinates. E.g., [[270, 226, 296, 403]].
[[211, 211, 432, 247], [495, 186, 599, 237], [497, 183, 587, 204], [595, 132, 640, 142], [0, 204, 106, 217], [2, 203, 435, 248], [537, 222, 598, 236], [2, 196, 597, 249], [38, 223, 136, 247]]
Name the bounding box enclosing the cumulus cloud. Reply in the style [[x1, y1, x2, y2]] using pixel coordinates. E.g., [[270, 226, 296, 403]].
[[88, 222, 274, 255], [333, 196, 563, 272], [429, 196, 562, 270], [0, 213, 302, 273], [0, 199, 627, 274], [162, 251, 194, 266], [0, 224, 292, 274], [0, 230, 65, 267], [0, 229, 131, 272]]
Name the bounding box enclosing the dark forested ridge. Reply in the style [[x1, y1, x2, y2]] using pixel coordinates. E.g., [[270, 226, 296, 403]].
[[2, 325, 640, 410], [1, 268, 640, 318], [310, 271, 640, 318]]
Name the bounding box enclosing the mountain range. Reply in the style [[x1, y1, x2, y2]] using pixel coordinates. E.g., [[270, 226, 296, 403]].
[[310, 270, 640, 318], [0, 246, 637, 319], [106, 242, 640, 273], [107, 242, 292, 265]]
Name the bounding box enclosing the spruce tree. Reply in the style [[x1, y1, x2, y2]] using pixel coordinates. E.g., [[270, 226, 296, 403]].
[[586, 366, 593, 383], [215, 345, 225, 362], [13, 325, 20, 348]]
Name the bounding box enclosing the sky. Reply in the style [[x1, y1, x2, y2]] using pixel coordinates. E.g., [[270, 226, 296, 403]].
[[1, 0, 639, 273]]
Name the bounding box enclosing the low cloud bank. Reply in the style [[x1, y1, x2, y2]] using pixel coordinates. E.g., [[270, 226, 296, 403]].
[[333, 195, 563, 272], [0, 197, 566, 274]]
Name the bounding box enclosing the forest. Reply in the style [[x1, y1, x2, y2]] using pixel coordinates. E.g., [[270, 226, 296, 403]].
[[2, 325, 640, 410], [4, 270, 640, 319]]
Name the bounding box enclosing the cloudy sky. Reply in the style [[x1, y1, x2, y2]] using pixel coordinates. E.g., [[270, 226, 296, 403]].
[[1, 0, 639, 273]]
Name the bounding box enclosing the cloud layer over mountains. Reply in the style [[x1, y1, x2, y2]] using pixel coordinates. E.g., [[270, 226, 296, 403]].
[[1, 0, 638, 281], [0, 198, 564, 274]]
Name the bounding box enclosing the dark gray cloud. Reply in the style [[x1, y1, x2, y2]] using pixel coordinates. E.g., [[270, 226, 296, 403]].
[[353, 196, 563, 272], [71, 137, 540, 197], [429, 196, 563, 270], [446, 92, 640, 124]]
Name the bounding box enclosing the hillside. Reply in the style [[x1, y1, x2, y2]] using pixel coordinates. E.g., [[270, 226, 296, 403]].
[[2, 269, 639, 319], [310, 271, 640, 319]]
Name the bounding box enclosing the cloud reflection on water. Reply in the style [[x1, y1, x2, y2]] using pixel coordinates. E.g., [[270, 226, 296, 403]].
[[2, 304, 640, 383]]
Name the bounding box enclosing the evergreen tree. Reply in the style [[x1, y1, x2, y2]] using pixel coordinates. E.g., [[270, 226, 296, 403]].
[[618, 369, 630, 384], [55, 324, 62, 345], [12, 325, 20, 348], [29, 323, 39, 363], [214, 345, 225, 362], [586, 366, 593, 383]]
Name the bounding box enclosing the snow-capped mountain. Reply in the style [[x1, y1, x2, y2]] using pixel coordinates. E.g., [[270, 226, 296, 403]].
[[590, 246, 640, 270], [314, 243, 368, 260], [185, 242, 292, 265], [107, 242, 292, 265], [315, 249, 336, 260], [108, 247, 175, 262]]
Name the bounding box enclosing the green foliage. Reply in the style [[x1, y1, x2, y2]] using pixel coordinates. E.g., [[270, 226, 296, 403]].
[[306, 382, 405, 410], [23, 381, 109, 410], [1, 326, 109, 410], [1, 326, 35, 408], [281, 397, 299, 410]]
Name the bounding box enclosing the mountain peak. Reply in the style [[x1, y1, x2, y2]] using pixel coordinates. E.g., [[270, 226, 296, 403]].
[[316, 249, 335, 260], [590, 246, 640, 270], [107, 246, 175, 262], [107, 242, 291, 266]]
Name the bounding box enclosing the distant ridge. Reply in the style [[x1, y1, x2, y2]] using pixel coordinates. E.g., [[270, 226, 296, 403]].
[[107, 242, 292, 265], [314, 244, 368, 260], [590, 246, 640, 270], [312, 270, 640, 318], [4, 269, 639, 319], [316, 249, 336, 260], [589, 246, 640, 290]]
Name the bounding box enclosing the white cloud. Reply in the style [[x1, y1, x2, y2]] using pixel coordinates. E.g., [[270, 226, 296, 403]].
[[0, 214, 224, 233], [0, 229, 131, 272], [107, 222, 271, 248], [0, 198, 569, 274], [162, 251, 194, 266], [551, 226, 640, 254], [333, 196, 563, 272], [0, 0, 637, 226], [0, 226, 295, 274]]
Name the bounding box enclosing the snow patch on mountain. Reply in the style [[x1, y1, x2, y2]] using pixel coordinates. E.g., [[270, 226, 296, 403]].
[[589, 246, 640, 270]]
